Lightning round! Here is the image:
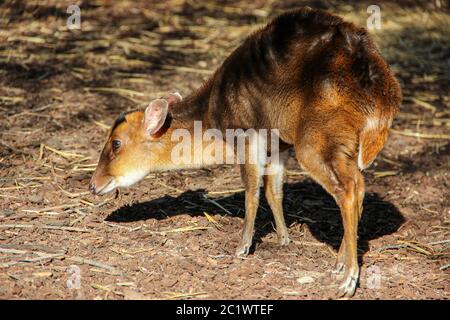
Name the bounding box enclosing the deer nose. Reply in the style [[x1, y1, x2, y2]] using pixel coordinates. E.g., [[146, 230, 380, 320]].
[[88, 182, 96, 194]]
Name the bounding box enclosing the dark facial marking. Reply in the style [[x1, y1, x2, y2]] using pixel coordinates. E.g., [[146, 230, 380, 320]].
[[111, 111, 133, 132]]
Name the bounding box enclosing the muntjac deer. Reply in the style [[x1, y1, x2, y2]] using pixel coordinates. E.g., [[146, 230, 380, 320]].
[[89, 7, 401, 297]]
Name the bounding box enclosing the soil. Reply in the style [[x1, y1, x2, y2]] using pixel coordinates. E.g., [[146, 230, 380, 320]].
[[0, 0, 449, 299]]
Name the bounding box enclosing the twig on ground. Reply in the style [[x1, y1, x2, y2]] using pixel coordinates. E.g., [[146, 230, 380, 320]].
[[390, 128, 450, 140], [0, 224, 92, 233], [67, 256, 119, 274], [203, 194, 234, 215], [148, 225, 210, 235], [440, 264, 450, 271]]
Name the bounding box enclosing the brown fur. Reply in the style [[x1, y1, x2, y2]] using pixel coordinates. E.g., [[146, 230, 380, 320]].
[[90, 7, 402, 298]]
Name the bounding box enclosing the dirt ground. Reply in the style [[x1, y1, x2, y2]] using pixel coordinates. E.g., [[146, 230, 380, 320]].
[[0, 0, 449, 300]]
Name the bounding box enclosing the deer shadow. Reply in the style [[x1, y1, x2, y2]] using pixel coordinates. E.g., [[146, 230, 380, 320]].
[[106, 179, 405, 257]]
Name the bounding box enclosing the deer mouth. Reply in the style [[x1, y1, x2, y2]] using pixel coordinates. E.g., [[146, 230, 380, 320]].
[[89, 177, 117, 195]]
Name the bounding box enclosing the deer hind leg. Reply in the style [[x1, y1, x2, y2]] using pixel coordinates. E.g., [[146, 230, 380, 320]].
[[295, 137, 360, 298], [263, 150, 290, 246], [334, 171, 365, 274]]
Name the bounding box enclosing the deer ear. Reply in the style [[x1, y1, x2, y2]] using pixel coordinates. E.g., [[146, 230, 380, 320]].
[[166, 92, 182, 106], [143, 99, 169, 135]]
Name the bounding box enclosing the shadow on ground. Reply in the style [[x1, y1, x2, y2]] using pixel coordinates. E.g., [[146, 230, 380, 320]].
[[107, 180, 405, 256]]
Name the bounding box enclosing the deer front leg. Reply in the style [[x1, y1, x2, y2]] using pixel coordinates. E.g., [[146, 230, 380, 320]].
[[263, 151, 290, 246], [235, 163, 262, 257]]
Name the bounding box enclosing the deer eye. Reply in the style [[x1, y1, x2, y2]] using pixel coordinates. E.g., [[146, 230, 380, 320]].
[[112, 139, 121, 151]]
